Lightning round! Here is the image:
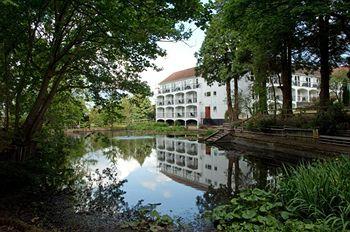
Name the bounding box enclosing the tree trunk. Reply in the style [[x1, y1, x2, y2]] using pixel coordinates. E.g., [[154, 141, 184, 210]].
[[319, 15, 330, 108], [233, 76, 239, 120], [281, 40, 293, 115], [225, 78, 234, 122], [256, 73, 268, 114], [269, 76, 277, 118], [3, 51, 10, 131]]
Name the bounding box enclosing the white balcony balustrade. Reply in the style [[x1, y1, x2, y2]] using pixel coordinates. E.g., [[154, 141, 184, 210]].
[[186, 111, 197, 118]]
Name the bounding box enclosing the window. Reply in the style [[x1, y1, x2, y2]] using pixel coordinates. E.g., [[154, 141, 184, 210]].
[[214, 166, 217, 171], [205, 92, 211, 97], [205, 164, 212, 170], [213, 106, 217, 112], [213, 91, 217, 96]]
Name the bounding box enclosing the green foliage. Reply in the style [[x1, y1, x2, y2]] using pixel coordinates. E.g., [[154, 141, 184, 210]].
[[312, 102, 350, 135], [121, 207, 174, 232], [207, 188, 329, 231], [45, 92, 88, 130], [245, 115, 276, 131], [0, 131, 85, 194], [0, 0, 202, 144], [280, 157, 350, 231], [126, 122, 187, 133]]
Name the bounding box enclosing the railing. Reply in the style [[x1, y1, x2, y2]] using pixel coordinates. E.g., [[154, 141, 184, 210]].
[[156, 113, 165, 118], [158, 84, 200, 94], [157, 101, 164, 106], [175, 112, 185, 118], [297, 96, 308, 102], [166, 100, 174, 105], [293, 81, 319, 88], [186, 112, 197, 118], [175, 99, 185, 104], [157, 143, 165, 149], [187, 98, 197, 104], [166, 113, 174, 118]]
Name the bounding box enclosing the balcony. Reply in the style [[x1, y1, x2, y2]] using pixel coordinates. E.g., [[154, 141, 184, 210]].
[[186, 111, 197, 118], [157, 101, 164, 106], [157, 113, 165, 118], [187, 143, 198, 156], [175, 112, 185, 118], [157, 142, 165, 149], [165, 112, 174, 118], [187, 157, 198, 170], [184, 84, 200, 90], [297, 96, 308, 102], [175, 155, 185, 166], [176, 142, 185, 153], [166, 153, 175, 163], [186, 98, 197, 104], [175, 99, 185, 104], [166, 100, 174, 105], [157, 151, 165, 161], [166, 141, 175, 151]]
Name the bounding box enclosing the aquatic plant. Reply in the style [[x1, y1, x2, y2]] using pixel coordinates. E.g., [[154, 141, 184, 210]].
[[280, 157, 350, 231]]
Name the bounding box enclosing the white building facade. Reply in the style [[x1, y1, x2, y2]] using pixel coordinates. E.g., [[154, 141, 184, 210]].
[[267, 71, 320, 110], [155, 67, 251, 126], [155, 68, 321, 126]]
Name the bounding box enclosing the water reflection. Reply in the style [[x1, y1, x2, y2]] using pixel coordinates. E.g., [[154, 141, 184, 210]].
[[156, 136, 280, 194], [70, 133, 310, 220]]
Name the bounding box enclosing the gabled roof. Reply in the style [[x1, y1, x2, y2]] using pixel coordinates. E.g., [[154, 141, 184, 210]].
[[159, 67, 196, 84]]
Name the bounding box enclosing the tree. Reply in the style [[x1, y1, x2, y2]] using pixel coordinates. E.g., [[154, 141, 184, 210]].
[[120, 95, 154, 124], [223, 0, 302, 115], [196, 11, 245, 121], [330, 67, 350, 105], [0, 0, 202, 156], [292, 0, 350, 107]]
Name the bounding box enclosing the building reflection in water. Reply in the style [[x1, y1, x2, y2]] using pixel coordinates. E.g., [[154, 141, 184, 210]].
[[156, 136, 279, 193]]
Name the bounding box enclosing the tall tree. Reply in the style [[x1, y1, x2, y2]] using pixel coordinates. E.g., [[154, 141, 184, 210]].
[[223, 0, 301, 115], [293, 0, 350, 107], [196, 12, 245, 121], [0, 0, 201, 155]]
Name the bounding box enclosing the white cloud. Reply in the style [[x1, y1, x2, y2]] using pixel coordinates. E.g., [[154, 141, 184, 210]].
[[141, 27, 205, 102]]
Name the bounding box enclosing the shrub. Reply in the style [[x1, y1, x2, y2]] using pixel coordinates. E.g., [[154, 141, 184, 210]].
[[312, 103, 349, 135], [245, 115, 276, 131]]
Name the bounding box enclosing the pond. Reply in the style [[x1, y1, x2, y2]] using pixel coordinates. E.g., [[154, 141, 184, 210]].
[[71, 132, 311, 222]]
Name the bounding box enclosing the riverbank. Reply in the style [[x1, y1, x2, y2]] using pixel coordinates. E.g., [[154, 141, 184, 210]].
[[230, 131, 350, 156], [65, 123, 215, 137]]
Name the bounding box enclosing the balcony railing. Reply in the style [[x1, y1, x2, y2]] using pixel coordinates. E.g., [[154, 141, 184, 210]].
[[157, 113, 165, 118], [157, 142, 165, 149], [297, 96, 308, 102], [157, 101, 164, 106], [166, 100, 174, 105], [166, 113, 174, 118], [186, 98, 197, 104], [293, 81, 319, 88], [158, 84, 200, 94], [175, 99, 185, 104], [186, 111, 197, 118], [175, 112, 185, 118]]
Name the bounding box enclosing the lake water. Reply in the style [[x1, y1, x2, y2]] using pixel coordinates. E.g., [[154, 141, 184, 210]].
[[72, 132, 311, 221]]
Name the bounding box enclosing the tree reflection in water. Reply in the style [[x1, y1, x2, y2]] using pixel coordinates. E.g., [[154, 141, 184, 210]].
[[195, 152, 287, 215]]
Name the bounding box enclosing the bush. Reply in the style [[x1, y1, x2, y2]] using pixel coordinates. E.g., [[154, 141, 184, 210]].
[[245, 115, 276, 131], [312, 103, 350, 135], [126, 122, 187, 132]]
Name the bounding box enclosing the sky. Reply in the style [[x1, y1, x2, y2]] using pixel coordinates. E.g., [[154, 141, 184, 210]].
[[140, 25, 205, 101]]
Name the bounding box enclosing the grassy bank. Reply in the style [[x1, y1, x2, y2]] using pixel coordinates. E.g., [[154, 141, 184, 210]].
[[207, 157, 350, 231], [66, 122, 215, 137]]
